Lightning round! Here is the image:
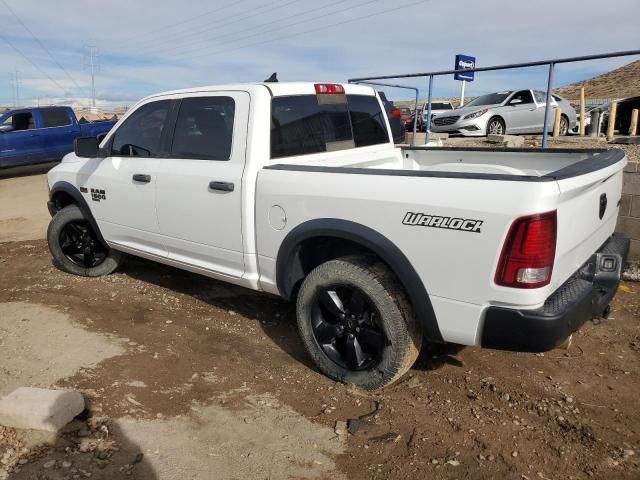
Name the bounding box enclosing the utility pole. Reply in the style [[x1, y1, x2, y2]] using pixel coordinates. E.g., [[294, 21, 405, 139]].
[[84, 45, 99, 112], [8, 71, 20, 107]]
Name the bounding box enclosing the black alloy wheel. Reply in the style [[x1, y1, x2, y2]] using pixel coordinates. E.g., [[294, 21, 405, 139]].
[[59, 220, 108, 268], [311, 285, 385, 371]]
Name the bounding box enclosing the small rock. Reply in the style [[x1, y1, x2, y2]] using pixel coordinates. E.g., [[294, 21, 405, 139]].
[[512, 451, 519, 458], [62, 461, 73, 468], [623, 449, 635, 459], [43, 460, 56, 469], [487, 454, 495, 461], [407, 377, 422, 389], [431, 459, 439, 464], [334, 421, 347, 436], [446, 459, 460, 466], [564, 396, 574, 404]]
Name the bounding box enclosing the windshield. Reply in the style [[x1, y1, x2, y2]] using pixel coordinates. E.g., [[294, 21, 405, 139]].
[[465, 92, 511, 107], [422, 102, 452, 111]]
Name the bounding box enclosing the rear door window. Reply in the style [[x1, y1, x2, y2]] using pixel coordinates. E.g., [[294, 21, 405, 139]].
[[270, 93, 389, 159], [271, 95, 353, 159], [170, 96, 235, 160], [347, 95, 390, 148], [41, 109, 71, 128], [110, 100, 172, 157]]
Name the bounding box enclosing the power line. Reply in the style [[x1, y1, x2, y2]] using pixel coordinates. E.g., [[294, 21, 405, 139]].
[[125, 0, 303, 55], [108, 0, 255, 48], [133, 0, 357, 59], [0, 0, 88, 97], [0, 31, 69, 96], [178, 0, 430, 63]]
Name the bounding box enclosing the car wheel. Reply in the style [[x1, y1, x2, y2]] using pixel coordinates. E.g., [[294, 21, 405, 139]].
[[559, 115, 569, 136], [296, 255, 422, 390], [487, 117, 505, 136], [47, 204, 124, 277]]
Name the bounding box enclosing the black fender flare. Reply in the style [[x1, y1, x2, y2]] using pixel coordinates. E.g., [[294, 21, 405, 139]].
[[276, 218, 443, 343], [48, 181, 108, 246]]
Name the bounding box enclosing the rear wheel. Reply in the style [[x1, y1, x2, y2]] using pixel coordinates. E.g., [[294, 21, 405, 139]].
[[296, 256, 422, 390], [487, 116, 505, 136], [47, 204, 124, 277], [559, 115, 569, 136]]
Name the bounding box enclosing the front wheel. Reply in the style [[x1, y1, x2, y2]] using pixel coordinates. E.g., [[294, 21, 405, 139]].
[[487, 117, 506, 136], [296, 256, 422, 390], [47, 204, 124, 277]]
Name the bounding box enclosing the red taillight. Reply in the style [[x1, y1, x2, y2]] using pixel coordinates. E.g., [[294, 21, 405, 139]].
[[495, 211, 557, 289], [314, 83, 345, 94], [570, 103, 578, 109], [391, 109, 402, 118]]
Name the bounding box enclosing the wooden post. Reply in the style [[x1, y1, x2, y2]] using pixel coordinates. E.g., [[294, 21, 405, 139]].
[[579, 87, 586, 136], [607, 101, 618, 139], [631, 109, 639, 136], [553, 107, 562, 137]]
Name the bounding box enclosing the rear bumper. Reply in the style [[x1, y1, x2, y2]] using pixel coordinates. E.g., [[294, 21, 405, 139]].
[[481, 233, 630, 352]]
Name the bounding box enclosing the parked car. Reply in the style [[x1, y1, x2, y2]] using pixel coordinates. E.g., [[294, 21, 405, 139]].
[[46, 81, 628, 390], [430, 90, 576, 137], [0, 106, 116, 168], [601, 96, 640, 135], [399, 107, 414, 131], [418, 101, 454, 131], [378, 91, 406, 143]]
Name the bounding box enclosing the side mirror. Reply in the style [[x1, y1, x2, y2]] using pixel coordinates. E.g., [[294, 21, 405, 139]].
[[0, 124, 14, 133], [74, 137, 100, 158], [509, 99, 523, 106], [96, 132, 107, 145]]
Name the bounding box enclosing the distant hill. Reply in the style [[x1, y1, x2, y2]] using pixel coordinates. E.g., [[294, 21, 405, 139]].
[[555, 60, 640, 100]]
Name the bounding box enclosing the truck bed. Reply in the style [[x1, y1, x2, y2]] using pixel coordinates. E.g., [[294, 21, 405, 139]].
[[259, 145, 626, 346], [268, 146, 624, 182]]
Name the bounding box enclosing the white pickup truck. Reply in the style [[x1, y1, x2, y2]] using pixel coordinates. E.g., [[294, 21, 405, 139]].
[[46, 82, 629, 390]]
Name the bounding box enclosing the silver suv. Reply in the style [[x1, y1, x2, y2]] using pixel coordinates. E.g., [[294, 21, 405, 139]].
[[430, 89, 576, 136]]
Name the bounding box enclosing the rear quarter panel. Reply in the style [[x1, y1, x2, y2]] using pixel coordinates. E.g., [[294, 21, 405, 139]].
[[255, 169, 562, 345]]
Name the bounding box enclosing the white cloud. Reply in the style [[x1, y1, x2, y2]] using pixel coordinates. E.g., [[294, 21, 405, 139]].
[[1, 0, 638, 107]]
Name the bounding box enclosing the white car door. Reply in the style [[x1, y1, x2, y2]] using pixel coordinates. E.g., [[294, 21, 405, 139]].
[[155, 92, 250, 280], [81, 99, 173, 257]]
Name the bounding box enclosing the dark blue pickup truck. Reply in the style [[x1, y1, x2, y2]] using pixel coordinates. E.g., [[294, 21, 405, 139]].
[[0, 106, 116, 168]]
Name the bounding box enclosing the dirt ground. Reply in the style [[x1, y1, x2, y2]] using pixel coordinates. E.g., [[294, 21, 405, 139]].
[[1, 163, 639, 480]]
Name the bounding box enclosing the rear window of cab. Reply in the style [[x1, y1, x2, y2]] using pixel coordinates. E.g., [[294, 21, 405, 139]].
[[270, 94, 390, 159]]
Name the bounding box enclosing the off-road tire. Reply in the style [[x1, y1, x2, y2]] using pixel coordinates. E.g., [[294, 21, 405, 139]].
[[47, 204, 124, 277], [296, 255, 422, 390]]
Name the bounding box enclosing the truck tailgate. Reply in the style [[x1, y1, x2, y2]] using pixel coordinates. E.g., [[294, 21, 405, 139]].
[[552, 156, 625, 290]]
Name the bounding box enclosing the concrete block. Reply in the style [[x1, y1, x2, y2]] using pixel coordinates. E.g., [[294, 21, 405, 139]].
[[623, 171, 640, 195], [620, 194, 632, 216], [629, 239, 640, 262], [485, 134, 524, 148], [624, 161, 638, 173], [631, 196, 640, 218], [0, 388, 84, 432], [617, 216, 640, 240]]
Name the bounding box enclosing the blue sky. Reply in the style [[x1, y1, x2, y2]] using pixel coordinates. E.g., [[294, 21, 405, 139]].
[[0, 0, 639, 109]]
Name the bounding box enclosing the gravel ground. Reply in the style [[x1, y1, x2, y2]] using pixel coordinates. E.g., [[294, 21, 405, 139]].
[[0, 241, 639, 480]]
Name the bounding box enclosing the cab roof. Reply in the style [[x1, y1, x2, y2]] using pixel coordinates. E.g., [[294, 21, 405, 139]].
[[143, 82, 377, 102]]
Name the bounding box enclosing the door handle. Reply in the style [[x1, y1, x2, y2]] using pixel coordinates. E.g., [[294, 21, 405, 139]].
[[132, 174, 151, 183], [209, 181, 234, 192]]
